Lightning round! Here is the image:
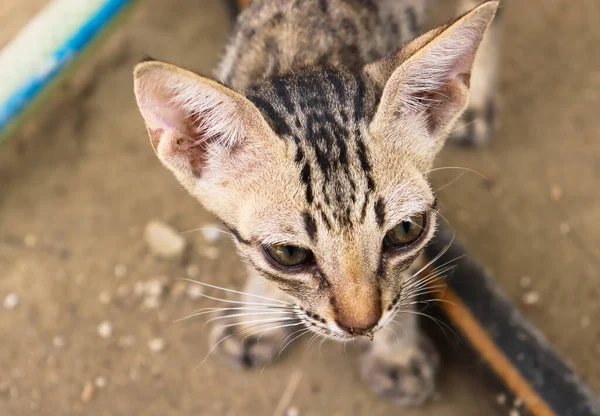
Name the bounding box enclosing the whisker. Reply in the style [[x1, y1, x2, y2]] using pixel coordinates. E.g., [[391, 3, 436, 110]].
[[175, 306, 295, 323], [404, 267, 452, 290], [181, 226, 233, 237], [425, 166, 489, 181], [398, 310, 460, 342], [401, 298, 456, 307], [307, 332, 321, 349], [181, 278, 293, 306], [435, 171, 467, 193], [401, 284, 449, 299], [217, 317, 297, 330], [403, 265, 456, 293], [197, 321, 304, 369], [278, 328, 312, 359], [382, 325, 400, 344], [180, 290, 289, 309], [409, 232, 456, 280], [204, 311, 297, 327]]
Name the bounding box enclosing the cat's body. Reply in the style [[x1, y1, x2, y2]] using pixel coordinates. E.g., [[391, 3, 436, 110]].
[[133, 0, 499, 406], [218, 0, 428, 91]]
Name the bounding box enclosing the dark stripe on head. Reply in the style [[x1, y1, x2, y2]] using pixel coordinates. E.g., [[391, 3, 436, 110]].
[[320, 211, 333, 230], [303, 212, 318, 242], [272, 77, 295, 114], [360, 193, 370, 223], [374, 197, 386, 227], [300, 163, 314, 204], [377, 256, 385, 278], [327, 70, 346, 101], [353, 74, 366, 122], [219, 220, 251, 245], [248, 96, 291, 136], [319, 0, 328, 13]]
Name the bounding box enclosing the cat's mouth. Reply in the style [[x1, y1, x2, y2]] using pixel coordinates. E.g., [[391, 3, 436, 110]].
[[298, 307, 391, 341]]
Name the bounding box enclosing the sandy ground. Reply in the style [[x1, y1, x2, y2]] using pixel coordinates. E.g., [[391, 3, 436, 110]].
[[1, 0, 599, 415]]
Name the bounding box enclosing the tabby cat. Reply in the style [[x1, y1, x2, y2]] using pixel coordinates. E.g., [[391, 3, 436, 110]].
[[133, 0, 499, 405]]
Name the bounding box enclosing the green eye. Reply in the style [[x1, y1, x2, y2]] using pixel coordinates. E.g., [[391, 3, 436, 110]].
[[384, 213, 426, 248], [264, 244, 314, 268]]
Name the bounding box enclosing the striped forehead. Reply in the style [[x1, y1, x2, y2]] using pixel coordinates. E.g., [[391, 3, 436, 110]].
[[246, 69, 382, 231]]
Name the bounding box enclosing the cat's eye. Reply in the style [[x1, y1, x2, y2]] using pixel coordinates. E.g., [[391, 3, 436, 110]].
[[384, 213, 426, 249], [264, 244, 314, 269]]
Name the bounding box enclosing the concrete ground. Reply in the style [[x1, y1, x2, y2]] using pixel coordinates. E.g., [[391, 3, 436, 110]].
[[0, 0, 598, 415]]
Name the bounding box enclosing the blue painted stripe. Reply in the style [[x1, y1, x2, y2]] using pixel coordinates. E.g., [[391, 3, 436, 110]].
[[0, 0, 132, 132]]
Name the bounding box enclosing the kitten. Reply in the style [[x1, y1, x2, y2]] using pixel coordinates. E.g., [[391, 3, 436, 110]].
[[133, 0, 499, 406]]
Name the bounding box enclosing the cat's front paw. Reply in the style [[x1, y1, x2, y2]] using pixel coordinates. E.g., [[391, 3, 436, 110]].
[[448, 100, 496, 147], [208, 319, 296, 369], [359, 334, 440, 406]]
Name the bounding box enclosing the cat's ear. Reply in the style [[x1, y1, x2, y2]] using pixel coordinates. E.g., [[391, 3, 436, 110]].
[[365, 1, 498, 158], [133, 61, 283, 191]]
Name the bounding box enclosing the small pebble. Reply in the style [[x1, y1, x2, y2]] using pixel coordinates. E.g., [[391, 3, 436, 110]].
[[97, 321, 113, 339], [144, 220, 186, 259], [143, 296, 161, 309], [522, 291, 540, 305], [129, 367, 140, 382], [519, 276, 532, 288], [3, 293, 20, 310], [148, 338, 166, 353], [23, 234, 38, 248], [559, 222, 571, 235], [514, 397, 523, 407], [94, 376, 107, 388], [80, 381, 95, 403], [496, 393, 507, 405], [134, 281, 146, 296], [581, 315, 591, 328], [52, 336, 65, 348], [550, 184, 563, 201], [98, 291, 112, 305], [186, 285, 204, 301], [145, 277, 168, 298], [509, 409, 520, 416], [118, 335, 136, 348], [117, 284, 131, 298], [286, 407, 300, 416], [186, 264, 199, 278], [202, 225, 222, 243], [10, 387, 18, 398], [114, 264, 128, 278]]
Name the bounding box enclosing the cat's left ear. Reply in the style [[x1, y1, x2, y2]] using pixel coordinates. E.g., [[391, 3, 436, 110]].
[[365, 1, 498, 159]]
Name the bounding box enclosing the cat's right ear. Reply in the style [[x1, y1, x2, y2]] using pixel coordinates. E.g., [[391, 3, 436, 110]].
[[133, 61, 284, 193]]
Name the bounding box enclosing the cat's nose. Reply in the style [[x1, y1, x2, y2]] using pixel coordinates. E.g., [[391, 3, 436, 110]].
[[335, 307, 381, 337]]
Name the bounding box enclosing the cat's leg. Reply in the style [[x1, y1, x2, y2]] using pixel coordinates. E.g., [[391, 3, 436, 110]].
[[358, 307, 440, 406], [209, 268, 299, 369], [448, 0, 501, 147]]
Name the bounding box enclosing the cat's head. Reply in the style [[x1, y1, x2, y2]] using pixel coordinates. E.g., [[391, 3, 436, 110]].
[[133, 2, 497, 339]]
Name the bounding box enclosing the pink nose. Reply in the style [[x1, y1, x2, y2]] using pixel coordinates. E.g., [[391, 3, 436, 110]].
[[335, 307, 381, 336]]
